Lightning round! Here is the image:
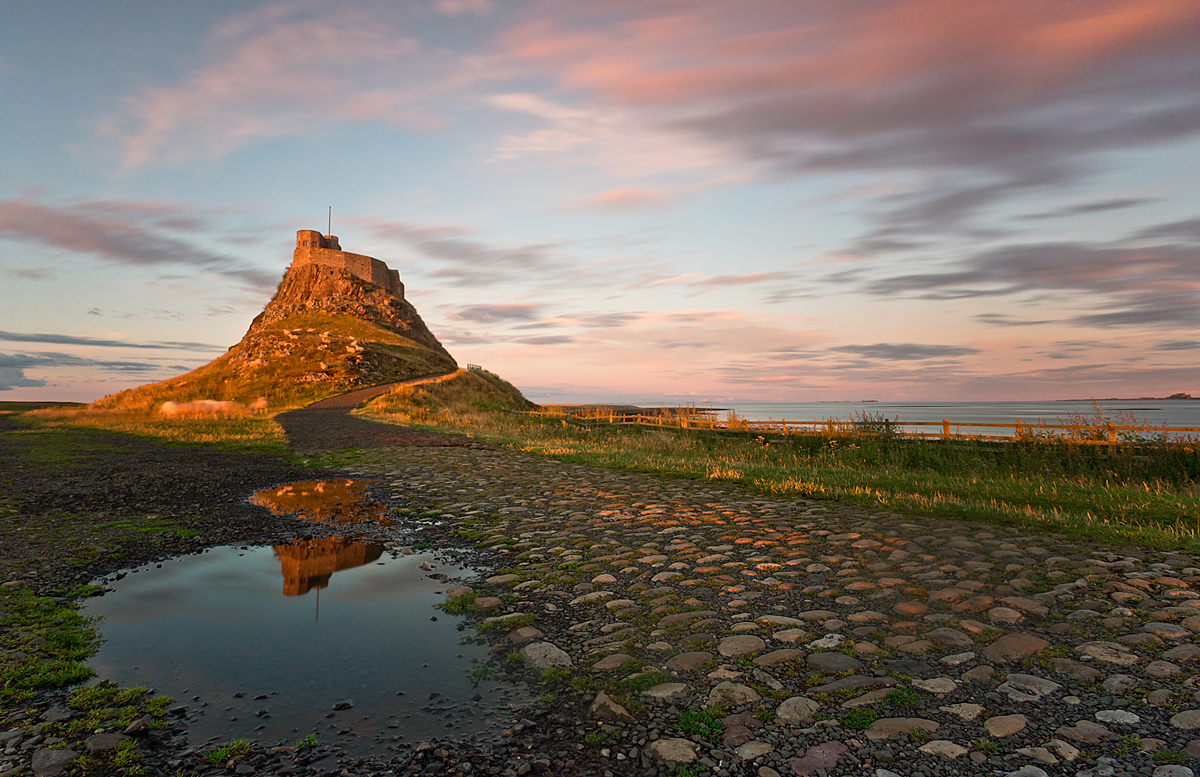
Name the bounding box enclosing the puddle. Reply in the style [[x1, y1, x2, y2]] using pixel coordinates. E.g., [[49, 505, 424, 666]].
[[249, 479, 392, 526], [83, 481, 529, 755]]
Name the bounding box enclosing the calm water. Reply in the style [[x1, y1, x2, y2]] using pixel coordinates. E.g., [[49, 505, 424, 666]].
[[717, 400, 1200, 432], [84, 480, 528, 755], [85, 544, 523, 754]]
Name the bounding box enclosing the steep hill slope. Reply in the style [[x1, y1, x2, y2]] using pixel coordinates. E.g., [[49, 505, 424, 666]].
[[93, 263, 458, 412]]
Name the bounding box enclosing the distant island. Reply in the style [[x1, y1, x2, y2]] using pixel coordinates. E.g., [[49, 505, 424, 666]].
[[1059, 393, 1195, 402]]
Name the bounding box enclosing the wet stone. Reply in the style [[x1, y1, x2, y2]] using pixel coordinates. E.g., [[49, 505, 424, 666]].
[[982, 632, 1051, 662], [807, 652, 863, 673], [665, 651, 712, 672], [718, 635, 766, 657], [866, 717, 939, 741], [789, 741, 848, 776]]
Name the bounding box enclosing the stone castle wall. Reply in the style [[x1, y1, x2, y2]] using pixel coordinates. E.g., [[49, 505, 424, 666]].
[[291, 230, 404, 298]]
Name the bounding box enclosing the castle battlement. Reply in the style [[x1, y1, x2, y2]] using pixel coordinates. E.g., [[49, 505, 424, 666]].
[[291, 230, 403, 297]]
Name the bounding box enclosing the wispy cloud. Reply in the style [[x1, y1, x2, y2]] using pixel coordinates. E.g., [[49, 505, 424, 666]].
[[861, 233, 1200, 328], [0, 331, 222, 352], [446, 304, 542, 322], [830, 343, 982, 361], [0, 197, 274, 289], [1019, 198, 1156, 221], [102, 5, 468, 168], [498, 1, 1200, 246], [0, 351, 166, 391]]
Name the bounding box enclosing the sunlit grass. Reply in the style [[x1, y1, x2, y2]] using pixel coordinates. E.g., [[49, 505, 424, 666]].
[[357, 407, 1200, 552], [22, 406, 288, 453]]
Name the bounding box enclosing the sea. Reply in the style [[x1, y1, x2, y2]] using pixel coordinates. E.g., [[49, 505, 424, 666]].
[[691, 399, 1200, 434]]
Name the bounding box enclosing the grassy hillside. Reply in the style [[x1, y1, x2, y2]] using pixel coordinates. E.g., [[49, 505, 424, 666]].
[[91, 312, 453, 413], [357, 368, 531, 424]]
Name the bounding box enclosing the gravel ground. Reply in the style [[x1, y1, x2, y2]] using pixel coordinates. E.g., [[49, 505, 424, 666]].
[[2, 406, 1200, 777]]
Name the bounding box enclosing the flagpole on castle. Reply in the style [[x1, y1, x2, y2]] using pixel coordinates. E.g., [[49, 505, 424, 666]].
[[327, 206, 331, 237]]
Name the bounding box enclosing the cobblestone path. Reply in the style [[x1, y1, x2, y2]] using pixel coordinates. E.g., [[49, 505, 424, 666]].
[[275, 375, 485, 452], [337, 444, 1200, 777]]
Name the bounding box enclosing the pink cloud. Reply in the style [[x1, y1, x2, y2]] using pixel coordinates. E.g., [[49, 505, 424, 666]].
[[104, 5, 457, 167]]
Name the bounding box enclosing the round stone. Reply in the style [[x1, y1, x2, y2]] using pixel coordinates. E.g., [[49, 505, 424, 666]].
[[985, 714, 1028, 737], [718, 635, 766, 657], [988, 607, 1024, 624], [1170, 710, 1200, 730], [807, 652, 863, 673]]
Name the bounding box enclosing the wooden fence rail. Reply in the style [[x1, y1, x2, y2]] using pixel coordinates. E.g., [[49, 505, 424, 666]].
[[513, 409, 1200, 450]]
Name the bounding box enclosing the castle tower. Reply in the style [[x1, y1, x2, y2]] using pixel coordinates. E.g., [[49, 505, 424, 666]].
[[290, 230, 402, 297]]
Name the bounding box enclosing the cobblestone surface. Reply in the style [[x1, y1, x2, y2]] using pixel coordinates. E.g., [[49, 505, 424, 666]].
[[4, 418, 1199, 777], [323, 444, 1200, 777]]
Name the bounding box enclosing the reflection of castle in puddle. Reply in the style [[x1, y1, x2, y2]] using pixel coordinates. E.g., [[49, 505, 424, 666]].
[[249, 480, 391, 526], [250, 480, 392, 598], [273, 536, 385, 596]]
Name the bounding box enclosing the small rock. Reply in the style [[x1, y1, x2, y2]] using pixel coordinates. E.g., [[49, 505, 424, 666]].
[[985, 714, 1027, 737], [1055, 719, 1117, 744], [940, 703, 984, 720], [1046, 738, 1080, 761], [589, 653, 632, 671], [918, 740, 968, 759], [643, 683, 689, 701], [707, 682, 760, 707], [807, 652, 863, 673], [775, 696, 821, 724], [1170, 710, 1200, 730], [644, 738, 696, 764], [1146, 660, 1182, 677], [521, 642, 573, 670], [590, 690, 634, 723], [1076, 641, 1139, 666], [1049, 657, 1103, 681], [1151, 767, 1194, 777], [85, 733, 129, 752], [1004, 767, 1049, 777], [1015, 747, 1058, 764], [718, 635, 766, 657], [789, 741, 848, 776], [1095, 709, 1141, 724], [665, 651, 712, 671], [996, 673, 1061, 701], [735, 740, 774, 760], [982, 632, 1050, 662], [913, 677, 956, 695], [866, 717, 938, 741], [31, 749, 80, 777]]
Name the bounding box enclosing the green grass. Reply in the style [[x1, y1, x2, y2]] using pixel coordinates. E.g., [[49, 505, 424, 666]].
[[841, 707, 878, 730], [354, 409, 1200, 552], [436, 591, 478, 614], [355, 368, 529, 425], [0, 589, 101, 703], [677, 708, 723, 744], [203, 738, 252, 764], [25, 406, 289, 453]]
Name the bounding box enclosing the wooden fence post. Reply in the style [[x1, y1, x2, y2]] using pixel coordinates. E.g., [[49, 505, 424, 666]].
[[942, 419, 950, 441], [1107, 424, 1116, 453], [1014, 420, 1021, 440]]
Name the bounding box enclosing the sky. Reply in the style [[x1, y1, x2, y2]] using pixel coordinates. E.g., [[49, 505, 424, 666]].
[[1, 0, 1198, 405]]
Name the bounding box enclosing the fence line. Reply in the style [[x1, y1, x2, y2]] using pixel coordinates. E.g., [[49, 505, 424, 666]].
[[513, 409, 1200, 450]]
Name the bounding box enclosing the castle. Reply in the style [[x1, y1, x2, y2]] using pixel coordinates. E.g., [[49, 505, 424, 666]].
[[291, 230, 404, 298]]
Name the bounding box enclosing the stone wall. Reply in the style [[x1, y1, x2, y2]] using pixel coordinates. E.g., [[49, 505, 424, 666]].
[[290, 231, 404, 297]]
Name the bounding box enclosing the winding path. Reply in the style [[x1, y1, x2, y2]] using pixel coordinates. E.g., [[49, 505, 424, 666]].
[[275, 372, 487, 452]]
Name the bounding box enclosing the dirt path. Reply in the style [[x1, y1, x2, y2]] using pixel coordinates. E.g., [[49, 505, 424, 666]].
[[275, 373, 488, 452]]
